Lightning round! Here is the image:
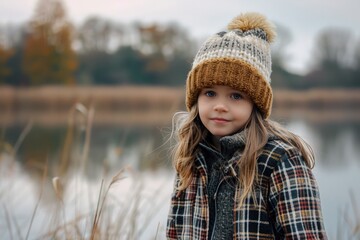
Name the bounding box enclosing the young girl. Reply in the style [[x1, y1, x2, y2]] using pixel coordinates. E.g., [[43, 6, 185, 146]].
[[166, 12, 327, 239]]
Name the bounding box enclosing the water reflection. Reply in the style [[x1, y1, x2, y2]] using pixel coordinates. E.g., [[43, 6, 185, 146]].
[[0, 110, 360, 239]]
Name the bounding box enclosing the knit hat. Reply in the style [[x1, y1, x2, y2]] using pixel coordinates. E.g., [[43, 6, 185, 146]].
[[186, 12, 276, 119]]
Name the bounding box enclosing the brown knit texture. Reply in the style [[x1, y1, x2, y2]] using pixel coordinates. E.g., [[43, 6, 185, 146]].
[[186, 58, 273, 119]]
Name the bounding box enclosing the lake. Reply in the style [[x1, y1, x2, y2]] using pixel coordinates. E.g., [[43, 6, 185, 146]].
[[0, 107, 359, 239]]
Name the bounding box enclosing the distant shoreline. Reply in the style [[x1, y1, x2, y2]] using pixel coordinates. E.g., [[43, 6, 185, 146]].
[[0, 86, 359, 126]]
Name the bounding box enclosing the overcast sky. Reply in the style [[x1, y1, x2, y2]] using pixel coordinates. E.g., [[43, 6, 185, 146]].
[[1, 0, 359, 75]]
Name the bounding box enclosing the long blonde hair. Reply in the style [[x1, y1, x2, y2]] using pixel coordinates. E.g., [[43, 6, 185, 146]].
[[172, 104, 315, 206]]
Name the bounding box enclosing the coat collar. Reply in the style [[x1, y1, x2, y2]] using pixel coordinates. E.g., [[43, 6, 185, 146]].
[[199, 130, 247, 159], [197, 130, 279, 162]]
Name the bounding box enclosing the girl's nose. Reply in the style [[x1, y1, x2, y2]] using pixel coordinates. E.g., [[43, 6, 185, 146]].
[[213, 102, 228, 112]]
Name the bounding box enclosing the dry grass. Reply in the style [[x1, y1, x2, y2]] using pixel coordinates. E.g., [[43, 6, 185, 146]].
[[1, 87, 360, 128], [274, 89, 360, 108], [0, 102, 168, 240], [1, 86, 359, 111], [0, 86, 184, 111], [0, 86, 184, 127], [337, 191, 360, 240]]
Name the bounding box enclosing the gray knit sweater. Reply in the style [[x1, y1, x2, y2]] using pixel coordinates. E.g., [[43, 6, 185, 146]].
[[199, 132, 246, 239]]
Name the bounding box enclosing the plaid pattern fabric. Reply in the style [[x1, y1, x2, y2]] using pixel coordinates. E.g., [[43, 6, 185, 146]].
[[166, 138, 327, 240]]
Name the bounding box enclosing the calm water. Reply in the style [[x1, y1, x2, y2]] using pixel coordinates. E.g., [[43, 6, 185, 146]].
[[0, 112, 359, 239]]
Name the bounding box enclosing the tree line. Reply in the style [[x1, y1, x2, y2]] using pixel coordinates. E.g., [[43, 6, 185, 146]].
[[0, 0, 359, 89]]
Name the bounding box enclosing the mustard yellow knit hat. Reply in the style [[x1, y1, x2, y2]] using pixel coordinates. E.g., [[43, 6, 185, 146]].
[[186, 12, 276, 119]]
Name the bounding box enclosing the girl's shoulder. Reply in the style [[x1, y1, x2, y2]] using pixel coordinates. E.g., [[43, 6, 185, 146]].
[[257, 138, 310, 180], [260, 137, 304, 164]]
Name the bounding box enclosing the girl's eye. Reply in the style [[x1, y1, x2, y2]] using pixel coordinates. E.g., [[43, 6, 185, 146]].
[[231, 93, 243, 100], [205, 91, 216, 97]]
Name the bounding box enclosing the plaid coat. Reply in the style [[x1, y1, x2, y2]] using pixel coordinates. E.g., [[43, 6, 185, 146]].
[[166, 135, 327, 239]]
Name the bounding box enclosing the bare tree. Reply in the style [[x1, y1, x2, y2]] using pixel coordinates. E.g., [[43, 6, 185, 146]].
[[76, 17, 123, 53], [354, 39, 360, 70], [313, 28, 353, 69], [271, 23, 292, 67]]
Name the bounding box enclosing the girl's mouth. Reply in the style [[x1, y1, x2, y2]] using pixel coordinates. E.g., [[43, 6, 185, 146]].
[[210, 118, 230, 123]]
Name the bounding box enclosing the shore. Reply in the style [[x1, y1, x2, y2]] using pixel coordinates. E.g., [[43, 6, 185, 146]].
[[0, 86, 359, 126]]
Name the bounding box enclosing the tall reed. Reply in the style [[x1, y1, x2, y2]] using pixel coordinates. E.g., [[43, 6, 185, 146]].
[[1, 101, 168, 239]]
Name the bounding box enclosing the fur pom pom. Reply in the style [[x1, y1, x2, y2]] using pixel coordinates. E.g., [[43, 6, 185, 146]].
[[227, 12, 276, 43]]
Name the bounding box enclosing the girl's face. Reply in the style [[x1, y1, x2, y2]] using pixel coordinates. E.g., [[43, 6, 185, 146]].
[[197, 85, 253, 140]]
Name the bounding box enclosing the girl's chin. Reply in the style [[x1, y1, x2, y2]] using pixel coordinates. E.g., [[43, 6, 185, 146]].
[[209, 130, 241, 139], [209, 132, 230, 139]]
